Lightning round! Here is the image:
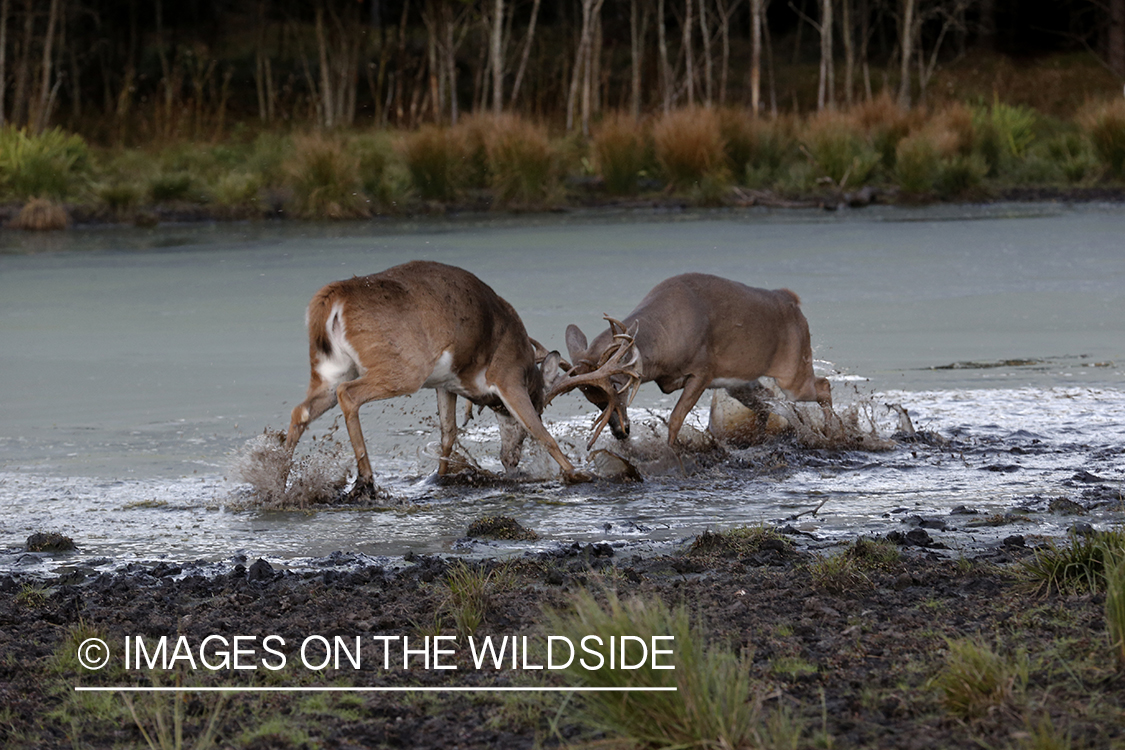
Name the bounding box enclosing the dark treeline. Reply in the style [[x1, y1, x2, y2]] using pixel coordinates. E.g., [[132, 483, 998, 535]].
[[0, 0, 1122, 143]]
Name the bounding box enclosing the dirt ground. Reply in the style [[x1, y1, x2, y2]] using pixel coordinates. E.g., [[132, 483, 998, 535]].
[[2, 527, 1123, 750]]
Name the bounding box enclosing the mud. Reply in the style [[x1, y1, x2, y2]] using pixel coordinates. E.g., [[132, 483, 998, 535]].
[[3, 527, 1123, 749]]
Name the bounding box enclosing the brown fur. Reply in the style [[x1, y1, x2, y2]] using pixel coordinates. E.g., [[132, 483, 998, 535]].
[[565, 273, 832, 446]]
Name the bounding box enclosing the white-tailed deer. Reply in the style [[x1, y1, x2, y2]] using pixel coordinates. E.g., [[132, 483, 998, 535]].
[[285, 261, 610, 495], [551, 273, 832, 447]]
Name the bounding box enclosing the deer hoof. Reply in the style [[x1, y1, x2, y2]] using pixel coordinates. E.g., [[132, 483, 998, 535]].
[[347, 477, 388, 503], [562, 469, 596, 485]]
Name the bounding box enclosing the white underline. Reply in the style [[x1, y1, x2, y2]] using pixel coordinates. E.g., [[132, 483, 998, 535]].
[[75, 686, 678, 693]]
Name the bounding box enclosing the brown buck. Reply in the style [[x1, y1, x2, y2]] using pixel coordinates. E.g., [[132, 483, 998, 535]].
[[551, 273, 832, 447], [286, 261, 620, 494]]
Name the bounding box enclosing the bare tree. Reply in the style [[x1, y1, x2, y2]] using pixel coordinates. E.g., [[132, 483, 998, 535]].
[[630, 0, 651, 119], [698, 0, 712, 106], [491, 0, 503, 114], [749, 0, 762, 113], [566, 0, 605, 133], [1112, 0, 1125, 77], [818, 0, 833, 110], [0, 0, 9, 128], [715, 0, 742, 105], [897, 0, 916, 107], [510, 0, 543, 107], [658, 0, 672, 112], [682, 0, 694, 105]]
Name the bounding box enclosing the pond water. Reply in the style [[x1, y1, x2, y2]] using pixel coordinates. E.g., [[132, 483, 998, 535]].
[[1, 203, 1123, 575]]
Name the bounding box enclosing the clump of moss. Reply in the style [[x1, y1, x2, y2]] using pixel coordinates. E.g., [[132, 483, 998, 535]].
[[686, 525, 794, 558], [466, 515, 538, 541], [27, 532, 76, 552]]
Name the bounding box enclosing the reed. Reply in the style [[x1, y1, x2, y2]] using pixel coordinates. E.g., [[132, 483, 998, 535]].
[[652, 106, 729, 190], [592, 112, 649, 195], [284, 133, 369, 219]]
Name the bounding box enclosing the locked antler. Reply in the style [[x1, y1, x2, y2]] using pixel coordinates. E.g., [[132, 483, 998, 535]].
[[545, 316, 642, 449]]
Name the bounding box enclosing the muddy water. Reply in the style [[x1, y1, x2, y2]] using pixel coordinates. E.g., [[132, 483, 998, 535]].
[[2, 204, 1123, 574]]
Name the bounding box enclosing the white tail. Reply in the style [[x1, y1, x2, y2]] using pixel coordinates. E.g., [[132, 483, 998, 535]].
[[286, 261, 586, 495], [556, 273, 832, 446]]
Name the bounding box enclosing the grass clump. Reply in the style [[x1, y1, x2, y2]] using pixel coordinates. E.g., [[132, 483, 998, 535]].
[[592, 112, 649, 195], [652, 106, 730, 192], [799, 110, 880, 189], [443, 561, 495, 641], [284, 133, 369, 219], [465, 515, 538, 541], [808, 552, 872, 594], [1104, 548, 1125, 668], [895, 133, 941, 195], [1021, 526, 1125, 594], [1081, 99, 1125, 178], [401, 125, 463, 201], [0, 126, 90, 200], [686, 525, 794, 558], [9, 197, 69, 230], [931, 637, 1029, 720], [545, 589, 759, 750], [485, 115, 557, 208]]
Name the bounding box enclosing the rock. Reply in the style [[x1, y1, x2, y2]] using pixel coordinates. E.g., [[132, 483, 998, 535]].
[[466, 516, 539, 541], [248, 558, 275, 582]]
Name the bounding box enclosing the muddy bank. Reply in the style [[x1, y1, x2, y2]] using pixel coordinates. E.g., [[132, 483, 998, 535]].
[[3, 528, 1123, 749]]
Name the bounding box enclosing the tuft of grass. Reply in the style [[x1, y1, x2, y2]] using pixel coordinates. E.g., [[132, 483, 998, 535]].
[[465, 515, 538, 541], [895, 133, 941, 194], [0, 126, 90, 200], [9, 197, 69, 230], [545, 589, 759, 750], [1081, 99, 1125, 178], [1021, 526, 1125, 594], [931, 637, 1029, 720], [443, 560, 509, 641], [210, 171, 263, 216], [687, 525, 794, 558], [122, 671, 227, 750], [936, 153, 989, 197], [847, 537, 901, 568], [284, 133, 369, 219], [800, 110, 880, 188], [16, 583, 50, 608], [592, 112, 649, 195], [1105, 547, 1125, 668], [808, 552, 872, 594], [401, 125, 463, 201], [853, 93, 917, 169], [652, 106, 730, 191], [149, 172, 200, 203], [485, 115, 557, 208]]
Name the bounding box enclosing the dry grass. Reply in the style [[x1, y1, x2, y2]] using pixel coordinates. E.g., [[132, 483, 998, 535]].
[[652, 106, 729, 189], [799, 109, 880, 187], [484, 114, 557, 208], [592, 112, 649, 195], [284, 133, 369, 219], [1080, 99, 1125, 178], [9, 197, 70, 230], [400, 125, 464, 201]]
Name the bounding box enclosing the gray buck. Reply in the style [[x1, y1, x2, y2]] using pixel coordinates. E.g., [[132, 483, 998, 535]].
[[549, 273, 832, 448], [285, 261, 631, 495]]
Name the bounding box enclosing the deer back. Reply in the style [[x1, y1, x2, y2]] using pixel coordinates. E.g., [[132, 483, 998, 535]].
[[313, 261, 543, 406]]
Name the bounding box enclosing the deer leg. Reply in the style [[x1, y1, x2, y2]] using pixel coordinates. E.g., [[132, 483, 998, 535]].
[[435, 389, 458, 476], [495, 386, 592, 483], [666, 374, 710, 446], [335, 377, 414, 495], [285, 382, 338, 454]]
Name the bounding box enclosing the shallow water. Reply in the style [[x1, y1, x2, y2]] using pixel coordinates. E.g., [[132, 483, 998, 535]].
[[2, 203, 1123, 574]]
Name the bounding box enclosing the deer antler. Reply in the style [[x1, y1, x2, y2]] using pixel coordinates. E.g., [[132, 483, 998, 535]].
[[545, 315, 642, 449]]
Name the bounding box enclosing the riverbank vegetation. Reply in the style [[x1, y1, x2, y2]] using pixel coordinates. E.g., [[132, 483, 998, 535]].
[[1, 1, 1124, 227]]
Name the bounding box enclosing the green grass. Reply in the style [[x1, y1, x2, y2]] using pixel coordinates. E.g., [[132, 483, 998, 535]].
[[931, 637, 1029, 720], [1022, 526, 1125, 594], [0, 126, 91, 200], [545, 589, 759, 749]]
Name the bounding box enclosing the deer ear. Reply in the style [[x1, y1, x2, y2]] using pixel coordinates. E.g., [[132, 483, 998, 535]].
[[540, 350, 564, 391], [565, 324, 588, 363]]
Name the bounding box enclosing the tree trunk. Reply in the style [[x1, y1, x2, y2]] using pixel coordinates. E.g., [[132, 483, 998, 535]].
[[0, 0, 9, 128], [491, 0, 503, 115], [315, 7, 333, 128], [12, 0, 34, 126], [977, 0, 995, 51], [630, 0, 642, 119], [509, 0, 541, 107], [32, 0, 59, 132], [750, 0, 761, 114], [897, 0, 915, 108], [698, 0, 712, 107], [566, 0, 603, 131], [658, 0, 671, 112], [841, 0, 854, 106], [1110, 0, 1125, 78], [683, 0, 694, 106]]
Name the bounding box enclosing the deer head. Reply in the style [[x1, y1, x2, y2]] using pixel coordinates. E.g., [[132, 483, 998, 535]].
[[546, 316, 642, 449]]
